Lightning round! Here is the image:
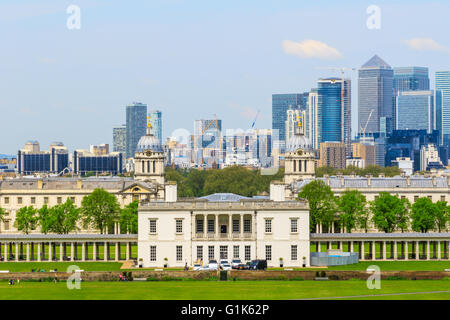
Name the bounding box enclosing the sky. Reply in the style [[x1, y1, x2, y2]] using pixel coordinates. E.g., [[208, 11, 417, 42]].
[[1, 0, 450, 154]]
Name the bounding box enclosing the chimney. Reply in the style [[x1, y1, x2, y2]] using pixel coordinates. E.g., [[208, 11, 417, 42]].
[[37, 179, 43, 189], [77, 179, 82, 189], [366, 174, 372, 187], [432, 176, 437, 187], [406, 176, 410, 186]]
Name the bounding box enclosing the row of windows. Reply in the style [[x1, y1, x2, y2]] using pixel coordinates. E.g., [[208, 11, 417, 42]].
[[196, 219, 252, 233], [264, 219, 299, 233], [265, 245, 298, 261], [149, 219, 184, 234], [2, 196, 76, 205]]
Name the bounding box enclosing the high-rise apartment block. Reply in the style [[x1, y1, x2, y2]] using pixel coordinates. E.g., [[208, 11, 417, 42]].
[[126, 102, 147, 159], [149, 110, 162, 143], [319, 142, 346, 169]]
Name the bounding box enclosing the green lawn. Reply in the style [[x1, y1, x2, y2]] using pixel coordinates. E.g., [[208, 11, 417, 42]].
[[308, 260, 450, 271], [0, 262, 123, 272], [0, 280, 449, 300]]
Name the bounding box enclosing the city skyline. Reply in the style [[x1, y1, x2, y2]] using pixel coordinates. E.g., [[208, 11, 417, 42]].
[[1, 1, 450, 154]]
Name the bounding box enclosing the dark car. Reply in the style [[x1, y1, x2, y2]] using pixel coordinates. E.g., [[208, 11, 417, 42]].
[[236, 263, 250, 270], [249, 259, 267, 270]]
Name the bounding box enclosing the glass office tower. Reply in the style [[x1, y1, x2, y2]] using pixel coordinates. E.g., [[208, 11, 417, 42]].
[[149, 110, 163, 143], [436, 71, 450, 147], [394, 67, 430, 92], [126, 102, 147, 159], [358, 55, 394, 136]]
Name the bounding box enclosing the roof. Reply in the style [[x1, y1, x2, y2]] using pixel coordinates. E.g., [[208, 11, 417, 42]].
[[361, 55, 391, 69], [199, 193, 250, 202], [311, 233, 450, 240]]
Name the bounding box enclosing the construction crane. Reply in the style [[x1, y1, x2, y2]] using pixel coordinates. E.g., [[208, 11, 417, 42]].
[[251, 110, 260, 129], [316, 67, 356, 148]]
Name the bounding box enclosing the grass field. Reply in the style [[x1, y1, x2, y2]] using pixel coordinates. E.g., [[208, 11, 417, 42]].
[[0, 262, 124, 272], [0, 280, 449, 300]]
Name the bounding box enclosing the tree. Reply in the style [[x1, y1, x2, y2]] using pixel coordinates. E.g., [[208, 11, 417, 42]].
[[81, 188, 120, 234], [298, 180, 337, 233], [185, 169, 209, 197], [14, 206, 37, 234], [49, 199, 81, 234], [435, 201, 449, 232], [37, 205, 52, 234], [203, 166, 260, 196], [411, 197, 438, 233], [0, 207, 7, 225], [337, 190, 367, 233], [370, 192, 410, 233], [119, 200, 138, 234], [165, 168, 194, 197]]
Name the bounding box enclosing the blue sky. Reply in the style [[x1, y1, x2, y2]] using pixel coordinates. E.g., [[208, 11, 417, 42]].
[[1, 0, 450, 154]]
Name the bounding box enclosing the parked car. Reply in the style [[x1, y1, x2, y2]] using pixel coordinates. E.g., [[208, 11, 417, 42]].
[[231, 259, 242, 269], [207, 260, 219, 270], [236, 263, 250, 270], [249, 259, 267, 270], [219, 259, 229, 266], [192, 263, 202, 271], [221, 263, 232, 271]]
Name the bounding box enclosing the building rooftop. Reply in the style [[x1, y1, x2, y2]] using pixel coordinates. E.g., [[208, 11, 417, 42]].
[[361, 55, 391, 69]]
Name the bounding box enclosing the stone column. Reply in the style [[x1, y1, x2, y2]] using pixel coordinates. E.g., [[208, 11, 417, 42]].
[[339, 241, 343, 250], [394, 241, 397, 260], [104, 242, 108, 261], [438, 241, 441, 260], [415, 241, 419, 260], [361, 241, 365, 260], [204, 215, 207, 237], [228, 214, 232, 239], [70, 242, 74, 261], [115, 242, 119, 261], [59, 243, 64, 261], [405, 241, 409, 261], [26, 243, 30, 262], [82, 242, 86, 261], [4, 243, 8, 262], [93, 242, 97, 261], [448, 241, 450, 260], [48, 242, 52, 261], [426, 241, 430, 260], [15, 243, 19, 262], [126, 242, 130, 261], [215, 214, 219, 238], [37, 243, 41, 262], [382, 241, 386, 260], [240, 214, 244, 238], [350, 241, 354, 253]]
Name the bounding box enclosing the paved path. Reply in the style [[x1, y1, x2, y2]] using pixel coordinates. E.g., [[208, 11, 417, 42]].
[[120, 261, 134, 269], [300, 290, 450, 300]]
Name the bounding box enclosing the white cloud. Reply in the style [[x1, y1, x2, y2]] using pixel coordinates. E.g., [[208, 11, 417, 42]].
[[404, 38, 450, 53], [282, 39, 343, 60]]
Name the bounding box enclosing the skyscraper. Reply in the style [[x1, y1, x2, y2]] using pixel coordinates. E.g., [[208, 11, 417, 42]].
[[272, 93, 308, 148], [436, 71, 450, 147], [113, 125, 126, 154], [307, 89, 319, 150], [317, 78, 351, 153], [394, 67, 430, 92], [285, 107, 301, 143], [193, 118, 223, 166], [358, 55, 394, 136], [149, 110, 162, 143], [126, 102, 147, 159]]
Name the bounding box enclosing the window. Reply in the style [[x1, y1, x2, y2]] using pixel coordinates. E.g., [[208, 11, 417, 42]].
[[31, 197, 36, 204], [232, 219, 239, 233], [401, 195, 406, 200], [149, 219, 157, 234], [17, 197, 23, 205], [265, 245, 272, 261], [70, 197, 75, 203], [245, 246, 251, 261], [57, 197, 62, 204], [4, 221, 9, 230], [427, 195, 432, 200], [414, 196, 419, 202], [291, 245, 298, 261], [441, 195, 446, 202], [220, 246, 228, 260], [265, 219, 272, 233], [133, 194, 139, 201], [290, 219, 298, 233], [208, 246, 215, 260], [150, 246, 156, 261], [196, 246, 203, 261], [44, 197, 49, 204], [176, 246, 182, 261], [233, 246, 239, 259], [175, 219, 183, 233], [244, 219, 251, 232], [4, 197, 9, 205], [207, 219, 214, 233], [196, 219, 204, 233]]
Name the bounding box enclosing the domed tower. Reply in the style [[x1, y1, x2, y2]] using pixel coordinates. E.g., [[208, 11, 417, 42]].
[[284, 116, 315, 184], [134, 116, 165, 184]]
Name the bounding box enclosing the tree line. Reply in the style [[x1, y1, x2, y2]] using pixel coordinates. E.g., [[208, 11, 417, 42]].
[[165, 166, 284, 198], [315, 165, 403, 178], [299, 180, 449, 233], [0, 189, 138, 235]]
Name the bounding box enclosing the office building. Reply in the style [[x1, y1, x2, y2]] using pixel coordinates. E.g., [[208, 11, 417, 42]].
[[73, 149, 123, 176], [193, 118, 223, 167], [285, 107, 301, 143], [89, 144, 109, 155], [319, 142, 346, 169], [391, 157, 414, 176], [126, 102, 147, 159], [113, 125, 126, 154], [149, 110, 162, 143], [420, 144, 443, 172], [307, 89, 320, 150], [17, 141, 69, 175], [436, 71, 450, 147], [352, 142, 376, 168], [358, 55, 394, 135]]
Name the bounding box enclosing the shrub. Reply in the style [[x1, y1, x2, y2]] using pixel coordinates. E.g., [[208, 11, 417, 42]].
[[320, 271, 326, 277], [328, 275, 339, 280], [386, 276, 406, 280], [146, 277, 158, 281]]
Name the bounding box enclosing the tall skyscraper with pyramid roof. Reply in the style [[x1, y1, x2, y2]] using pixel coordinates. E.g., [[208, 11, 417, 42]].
[[358, 55, 394, 136]]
